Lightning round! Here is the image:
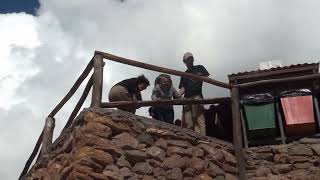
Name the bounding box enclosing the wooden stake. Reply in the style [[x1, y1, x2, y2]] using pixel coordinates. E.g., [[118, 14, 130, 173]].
[[91, 54, 104, 108], [40, 117, 55, 157], [231, 87, 247, 180]]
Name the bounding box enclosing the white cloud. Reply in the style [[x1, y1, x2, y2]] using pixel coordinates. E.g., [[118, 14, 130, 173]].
[[1, 0, 320, 179]]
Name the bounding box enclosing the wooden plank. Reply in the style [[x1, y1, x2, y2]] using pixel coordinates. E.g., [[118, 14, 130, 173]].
[[101, 97, 230, 108], [49, 58, 94, 117], [63, 75, 93, 132], [40, 117, 55, 157], [276, 102, 286, 144], [230, 87, 247, 180], [91, 54, 104, 108], [19, 130, 43, 179], [238, 73, 320, 89], [95, 51, 232, 89], [240, 107, 249, 148]]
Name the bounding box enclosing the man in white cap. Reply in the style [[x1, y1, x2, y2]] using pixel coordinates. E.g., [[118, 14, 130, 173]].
[[178, 52, 209, 135]]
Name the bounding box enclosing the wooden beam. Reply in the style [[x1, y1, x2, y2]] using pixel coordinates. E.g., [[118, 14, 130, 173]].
[[40, 117, 55, 158], [19, 130, 43, 180], [101, 97, 230, 108], [63, 74, 93, 132], [95, 50, 232, 89], [230, 87, 247, 180], [237, 73, 320, 89], [91, 54, 104, 108], [49, 58, 94, 117]]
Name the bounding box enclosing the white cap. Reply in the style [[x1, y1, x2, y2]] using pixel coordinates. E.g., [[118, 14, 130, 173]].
[[183, 52, 193, 62]]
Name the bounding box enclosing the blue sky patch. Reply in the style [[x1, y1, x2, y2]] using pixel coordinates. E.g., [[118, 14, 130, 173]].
[[0, 0, 40, 15]]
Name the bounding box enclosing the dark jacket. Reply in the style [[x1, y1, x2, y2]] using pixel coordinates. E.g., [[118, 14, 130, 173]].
[[115, 78, 142, 100]]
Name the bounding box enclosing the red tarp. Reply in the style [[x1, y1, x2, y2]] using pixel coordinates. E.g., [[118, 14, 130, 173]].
[[280, 95, 315, 135]]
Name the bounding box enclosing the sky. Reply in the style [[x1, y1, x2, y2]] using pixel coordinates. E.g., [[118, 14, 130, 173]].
[[1, 0, 320, 179]]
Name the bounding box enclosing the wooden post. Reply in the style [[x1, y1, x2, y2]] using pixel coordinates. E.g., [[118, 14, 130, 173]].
[[91, 54, 104, 108], [40, 117, 55, 157], [230, 87, 247, 180]]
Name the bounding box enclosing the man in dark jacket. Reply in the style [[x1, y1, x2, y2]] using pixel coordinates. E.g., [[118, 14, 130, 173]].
[[109, 75, 150, 114], [179, 52, 209, 135]]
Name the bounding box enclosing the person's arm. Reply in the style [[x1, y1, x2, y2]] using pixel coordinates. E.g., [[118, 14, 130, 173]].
[[172, 87, 182, 99], [151, 86, 161, 101], [197, 65, 210, 77], [178, 77, 186, 97]]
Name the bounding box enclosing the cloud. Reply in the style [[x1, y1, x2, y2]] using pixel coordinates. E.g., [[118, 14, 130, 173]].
[[1, 0, 320, 179]]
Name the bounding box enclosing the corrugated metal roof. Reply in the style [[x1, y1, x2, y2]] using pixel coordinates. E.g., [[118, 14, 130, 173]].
[[228, 63, 319, 77]]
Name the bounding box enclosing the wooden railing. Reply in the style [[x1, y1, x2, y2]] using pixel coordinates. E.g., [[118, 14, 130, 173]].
[[20, 51, 249, 179]]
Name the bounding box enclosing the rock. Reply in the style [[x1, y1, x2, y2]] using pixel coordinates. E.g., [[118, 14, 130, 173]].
[[78, 158, 103, 172], [294, 162, 313, 169], [119, 167, 133, 177], [162, 155, 188, 169], [125, 150, 148, 164], [74, 146, 114, 166], [221, 150, 237, 166], [225, 173, 237, 180], [88, 172, 111, 180], [112, 132, 139, 150], [273, 154, 289, 164], [146, 146, 166, 161], [311, 144, 320, 155], [137, 133, 154, 146], [255, 167, 271, 177], [199, 144, 224, 162], [288, 156, 309, 163], [196, 174, 214, 180], [207, 162, 225, 177], [258, 153, 274, 161], [153, 167, 166, 177], [92, 115, 131, 134], [155, 138, 168, 150], [116, 155, 132, 168], [167, 146, 191, 156], [132, 162, 153, 175], [76, 134, 123, 157], [183, 168, 195, 177], [186, 146, 205, 158], [189, 157, 205, 172], [146, 159, 163, 167], [104, 164, 119, 171], [103, 170, 123, 180], [143, 175, 154, 180], [222, 164, 238, 175], [167, 140, 189, 148], [288, 145, 313, 156], [166, 168, 183, 180], [274, 164, 292, 174], [213, 175, 225, 180], [82, 122, 112, 139]]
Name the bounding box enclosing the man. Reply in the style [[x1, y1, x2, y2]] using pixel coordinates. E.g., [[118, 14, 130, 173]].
[[109, 75, 150, 114], [179, 52, 210, 135], [151, 74, 180, 124]]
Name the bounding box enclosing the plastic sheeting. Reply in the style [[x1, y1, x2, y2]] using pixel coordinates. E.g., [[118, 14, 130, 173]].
[[242, 93, 274, 105]]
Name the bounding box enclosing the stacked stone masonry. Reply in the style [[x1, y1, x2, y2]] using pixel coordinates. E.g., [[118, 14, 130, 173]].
[[26, 109, 320, 180]]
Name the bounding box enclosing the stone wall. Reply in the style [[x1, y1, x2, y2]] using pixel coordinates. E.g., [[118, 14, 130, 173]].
[[26, 109, 320, 180]]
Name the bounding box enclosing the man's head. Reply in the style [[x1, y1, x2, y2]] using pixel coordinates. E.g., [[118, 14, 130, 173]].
[[183, 52, 194, 70], [137, 75, 150, 91]]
